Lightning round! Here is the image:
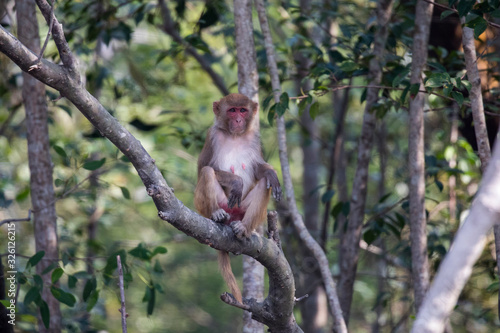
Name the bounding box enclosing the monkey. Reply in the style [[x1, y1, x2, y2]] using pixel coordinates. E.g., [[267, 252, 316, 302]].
[[194, 93, 282, 303]]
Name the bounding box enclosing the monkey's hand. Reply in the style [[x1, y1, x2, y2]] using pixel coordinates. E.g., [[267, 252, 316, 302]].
[[211, 209, 230, 224], [230, 221, 250, 239], [263, 169, 282, 202], [227, 178, 243, 208]]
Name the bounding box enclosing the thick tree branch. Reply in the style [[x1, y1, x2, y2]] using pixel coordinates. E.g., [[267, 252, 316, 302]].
[[0, 24, 298, 333], [337, 0, 394, 322], [158, 0, 230, 96]]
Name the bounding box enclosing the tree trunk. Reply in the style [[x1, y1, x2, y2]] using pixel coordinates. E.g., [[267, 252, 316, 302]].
[[15, 0, 61, 331], [254, 1, 347, 332], [234, 1, 264, 331], [292, 1, 326, 331], [408, 0, 433, 311], [461, 17, 500, 324], [337, 0, 394, 323]]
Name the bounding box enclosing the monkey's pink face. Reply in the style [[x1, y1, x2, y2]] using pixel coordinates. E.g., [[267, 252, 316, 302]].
[[226, 107, 250, 135]]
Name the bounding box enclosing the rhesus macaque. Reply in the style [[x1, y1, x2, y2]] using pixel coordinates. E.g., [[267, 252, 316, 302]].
[[194, 93, 282, 303]]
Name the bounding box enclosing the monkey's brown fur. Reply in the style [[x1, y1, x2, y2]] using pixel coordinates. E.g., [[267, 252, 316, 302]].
[[194, 94, 282, 303]]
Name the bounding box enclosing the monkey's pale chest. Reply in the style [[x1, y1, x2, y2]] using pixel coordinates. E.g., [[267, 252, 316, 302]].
[[211, 143, 257, 196]]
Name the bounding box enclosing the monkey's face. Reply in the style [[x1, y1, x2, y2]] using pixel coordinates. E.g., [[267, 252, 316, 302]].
[[226, 107, 251, 135]]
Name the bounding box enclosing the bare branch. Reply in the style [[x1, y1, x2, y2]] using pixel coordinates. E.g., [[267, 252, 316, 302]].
[[254, 1, 347, 332], [33, 0, 79, 78], [0, 210, 32, 227], [117, 255, 128, 333]]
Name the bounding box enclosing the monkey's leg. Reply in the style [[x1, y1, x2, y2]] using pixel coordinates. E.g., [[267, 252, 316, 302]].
[[195, 166, 229, 223], [231, 178, 271, 239]]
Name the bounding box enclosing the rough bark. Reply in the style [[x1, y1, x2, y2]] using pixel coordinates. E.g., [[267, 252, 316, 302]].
[[254, 1, 347, 332], [448, 104, 459, 223], [158, 0, 230, 96], [408, 0, 433, 312], [15, 0, 61, 331], [337, 0, 394, 323], [412, 131, 500, 332], [0, 8, 300, 332], [461, 18, 500, 324], [233, 1, 264, 331]]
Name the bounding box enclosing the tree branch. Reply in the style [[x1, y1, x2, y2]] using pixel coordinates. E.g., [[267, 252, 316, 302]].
[[33, 0, 79, 78], [254, 1, 347, 332]]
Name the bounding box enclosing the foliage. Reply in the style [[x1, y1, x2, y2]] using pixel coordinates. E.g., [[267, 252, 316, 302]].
[[1, 0, 499, 331]]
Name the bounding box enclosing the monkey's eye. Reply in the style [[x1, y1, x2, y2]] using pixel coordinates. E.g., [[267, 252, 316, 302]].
[[240, 108, 247, 113], [228, 108, 236, 113]]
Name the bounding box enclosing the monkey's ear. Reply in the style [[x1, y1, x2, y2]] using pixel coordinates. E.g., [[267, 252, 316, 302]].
[[252, 101, 259, 112], [213, 101, 220, 115]]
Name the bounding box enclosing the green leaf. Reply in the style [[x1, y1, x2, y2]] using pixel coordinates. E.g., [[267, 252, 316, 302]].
[[129, 243, 152, 260], [267, 105, 276, 126], [461, 80, 472, 92], [473, 18, 487, 39], [83, 278, 97, 302], [262, 94, 274, 112], [451, 91, 464, 107], [51, 268, 64, 284], [392, 67, 410, 87], [457, 0, 475, 17], [34, 275, 44, 291], [27, 251, 45, 269], [309, 102, 319, 120], [86, 290, 99, 312], [53, 145, 68, 159], [339, 60, 358, 72], [321, 190, 335, 204], [24, 287, 41, 306], [68, 275, 78, 289], [435, 179, 444, 192], [82, 158, 106, 171], [440, 10, 455, 20], [425, 73, 449, 88], [152, 246, 167, 256], [57, 105, 73, 117], [297, 98, 309, 116], [50, 286, 76, 307], [409, 83, 420, 98], [142, 285, 156, 316], [276, 103, 287, 117], [120, 187, 131, 200], [331, 202, 343, 218], [40, 300, 50, 329], [279, 92, 289, 110]]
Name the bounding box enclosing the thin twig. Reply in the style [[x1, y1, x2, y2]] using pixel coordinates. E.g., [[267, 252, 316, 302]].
[[117, 255, 128, 333], [34, 0, 54, 66], [0, 210, 32, 227]]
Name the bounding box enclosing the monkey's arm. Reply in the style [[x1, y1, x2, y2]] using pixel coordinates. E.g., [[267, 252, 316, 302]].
[[215, 170, 244, 208], [255, 163, 282, 201]]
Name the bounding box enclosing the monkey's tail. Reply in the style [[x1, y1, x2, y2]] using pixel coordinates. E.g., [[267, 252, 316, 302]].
[[218, 250, 242, 303]]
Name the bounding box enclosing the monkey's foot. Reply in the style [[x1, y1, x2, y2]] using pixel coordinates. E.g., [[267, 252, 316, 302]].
[[230, 221, 250, 239], [211, 209, 229, 223]]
